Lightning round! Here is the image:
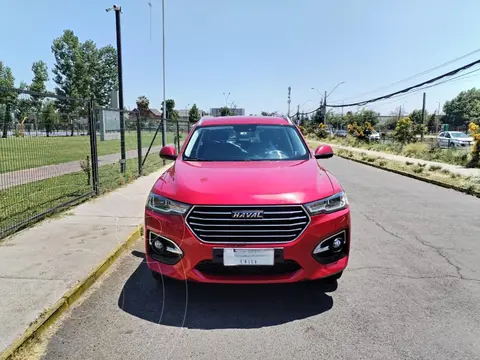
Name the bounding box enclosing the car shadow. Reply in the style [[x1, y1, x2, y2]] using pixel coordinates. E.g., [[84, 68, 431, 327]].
[[118, 251, 335, 330]]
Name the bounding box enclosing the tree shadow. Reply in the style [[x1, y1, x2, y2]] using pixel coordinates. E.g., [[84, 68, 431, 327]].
[[118, 251, 335, 330]]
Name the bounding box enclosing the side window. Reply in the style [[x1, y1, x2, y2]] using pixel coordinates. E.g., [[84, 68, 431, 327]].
[[184, 129, 201, 157], [445, 133, 451, 139], [438, 132, 444, 137]]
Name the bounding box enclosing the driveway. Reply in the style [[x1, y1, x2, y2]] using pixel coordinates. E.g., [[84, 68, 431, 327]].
[[37, 156, 480, 360]]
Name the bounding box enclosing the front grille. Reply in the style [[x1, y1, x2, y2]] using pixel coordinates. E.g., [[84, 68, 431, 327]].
[[195, 260, 301, 276], [186, 205, 310, 243]]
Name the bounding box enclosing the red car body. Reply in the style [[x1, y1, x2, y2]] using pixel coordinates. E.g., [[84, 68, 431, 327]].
[[145, 116, 351, 284]]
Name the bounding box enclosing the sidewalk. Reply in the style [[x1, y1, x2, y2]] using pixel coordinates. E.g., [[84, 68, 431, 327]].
[[0, 163, 170, 355], [311, 141, 480, 178]]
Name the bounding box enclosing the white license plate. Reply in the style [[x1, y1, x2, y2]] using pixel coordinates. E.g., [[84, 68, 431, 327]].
[[223, 248, 275, 266]]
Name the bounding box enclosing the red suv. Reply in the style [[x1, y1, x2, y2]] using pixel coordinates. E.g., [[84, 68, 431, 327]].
[[145, 116, 351, 285]]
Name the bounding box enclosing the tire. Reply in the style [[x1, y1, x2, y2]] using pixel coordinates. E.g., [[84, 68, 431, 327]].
[[328, 271, 343, 281], [449, 142, 455, 148], [151, 270, 179, 285]]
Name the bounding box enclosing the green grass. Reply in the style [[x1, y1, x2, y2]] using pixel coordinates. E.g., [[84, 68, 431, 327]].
[[0, 151, 173, 238], [0, 130, 181, 174]]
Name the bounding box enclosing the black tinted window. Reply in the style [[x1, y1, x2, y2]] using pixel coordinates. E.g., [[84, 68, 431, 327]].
[[183, 125, 309, 161]]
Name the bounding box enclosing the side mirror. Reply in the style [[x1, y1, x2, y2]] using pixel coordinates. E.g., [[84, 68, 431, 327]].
[[159, 145, 177, 160], [314, 145, 334, 159]]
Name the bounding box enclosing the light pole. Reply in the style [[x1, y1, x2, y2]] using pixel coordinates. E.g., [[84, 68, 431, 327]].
[[223, 92, 230, 107], [161, 0, 167, 148], [326, 81, 346, 99], [106, 5, 126, 173]]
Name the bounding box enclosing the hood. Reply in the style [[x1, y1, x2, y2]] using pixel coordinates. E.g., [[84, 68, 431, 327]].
[[457, 137, 474, 142], [152, 159, 334, 205]]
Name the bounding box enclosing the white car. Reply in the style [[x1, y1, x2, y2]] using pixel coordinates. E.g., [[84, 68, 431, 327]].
[[437, 131, 474, 148], [368, 130, 380, 141]]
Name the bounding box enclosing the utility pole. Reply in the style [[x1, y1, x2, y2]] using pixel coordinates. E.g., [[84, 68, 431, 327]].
[[421, 92, 426, 141], [398, 106, 402, 122], [296, 104, 300, 124], [107, 5, 126, 173], [287, 86, 291, 117], [323, 90, 327, 126]]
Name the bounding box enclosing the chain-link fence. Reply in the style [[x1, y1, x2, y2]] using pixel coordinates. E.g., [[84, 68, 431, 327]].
[[0, 87, 96, 238], [0, 86, 193, 239]]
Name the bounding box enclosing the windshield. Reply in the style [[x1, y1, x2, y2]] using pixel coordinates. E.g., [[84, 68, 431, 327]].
[[450, 132, 468, 138], [183, 124, 310, 161]]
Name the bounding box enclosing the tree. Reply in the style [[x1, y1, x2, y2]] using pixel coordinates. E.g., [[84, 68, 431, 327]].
[[51, 30, 118, 134], [188, 103, 200, 123], [15, 82, 32, 136], [426, 114, 439, 133], [443, 88, 480, 127], [466, 122, 480, 168], [41, 101, 59, 136], [350, 109, 379, 127], [30, 61, 48, 113], [0, 61, 16, 138], [136, 95, 150, 117], [220, 106, 232, 116], [260, 111, 278, 117], [347, 121, 374, 141], [392, 117, 422, 144], [326, 111, 346, 129], [161, 99, 178, 120]]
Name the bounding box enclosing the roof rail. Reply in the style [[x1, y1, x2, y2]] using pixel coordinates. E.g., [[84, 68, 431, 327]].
[[197, 115, 215, 126], [281, 115, 294, 124]]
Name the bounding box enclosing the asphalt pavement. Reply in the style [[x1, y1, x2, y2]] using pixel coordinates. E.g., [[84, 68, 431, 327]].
[[37, 156, 480, 360]]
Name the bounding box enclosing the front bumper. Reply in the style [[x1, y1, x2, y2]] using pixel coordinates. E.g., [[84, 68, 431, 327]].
[[145, 207, 351, 284]]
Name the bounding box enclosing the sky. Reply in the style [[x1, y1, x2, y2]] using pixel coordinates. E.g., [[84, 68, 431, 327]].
[[1, 0, 480, 116]]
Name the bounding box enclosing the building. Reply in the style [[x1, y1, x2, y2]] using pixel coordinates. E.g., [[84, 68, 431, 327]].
[[210, 107, 245, 117], [177, 108, 207, 122]]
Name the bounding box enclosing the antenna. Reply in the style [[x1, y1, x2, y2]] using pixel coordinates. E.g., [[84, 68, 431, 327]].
[[148, 2, 152, 41]]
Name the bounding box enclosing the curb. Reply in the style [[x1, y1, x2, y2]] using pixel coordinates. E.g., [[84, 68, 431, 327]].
[[335, 153, 480, 198], [0, 224, 144, 360]]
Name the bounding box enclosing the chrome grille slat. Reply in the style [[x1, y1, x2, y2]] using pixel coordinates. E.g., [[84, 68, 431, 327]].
[[186, 205, 311, 243], [193, 228, 303, 233], [188, 216, 307, 221], [189, 221, 308, 227]]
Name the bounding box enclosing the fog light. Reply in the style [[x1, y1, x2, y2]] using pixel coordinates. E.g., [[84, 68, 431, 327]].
[[153, 240, 165, 253], [331, 238, 344, 252], [148, 231, 184, 265]]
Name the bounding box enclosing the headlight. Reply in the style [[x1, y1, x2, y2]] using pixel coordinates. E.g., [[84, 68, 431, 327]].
[[304, 191, 348, 215], [146, 193, 191, 215]]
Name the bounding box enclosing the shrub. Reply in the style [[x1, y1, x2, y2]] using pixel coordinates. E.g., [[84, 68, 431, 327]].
[[315, 123, 329, 139], [393, 117, 416, 144], [466, 122, 480, 168], [429, 165, 442, 171], [402, 143, 429, 158], [412, 165, 424, 173], [347, 121, 374, 141]]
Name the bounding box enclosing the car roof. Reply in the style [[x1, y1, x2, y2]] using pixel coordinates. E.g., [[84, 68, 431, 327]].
[[197, 115, 293, 127]]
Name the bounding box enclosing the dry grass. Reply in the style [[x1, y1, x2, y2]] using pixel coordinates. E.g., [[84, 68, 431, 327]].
[[336, 148, 480, 195]]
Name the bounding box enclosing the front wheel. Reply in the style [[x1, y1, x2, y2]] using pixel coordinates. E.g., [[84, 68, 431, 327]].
[[327, 271, 343, 281], [151, 270, 181, 286]]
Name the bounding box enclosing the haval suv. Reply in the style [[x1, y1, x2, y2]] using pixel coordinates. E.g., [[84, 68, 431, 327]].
[[144, 116, 351, 284]]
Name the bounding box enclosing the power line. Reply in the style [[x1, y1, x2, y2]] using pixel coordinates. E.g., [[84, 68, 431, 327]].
[[329, 47, 480, 104], [358, 68, 480, 108], [292, 67, 480, 119], [325, 58, 480, 109]]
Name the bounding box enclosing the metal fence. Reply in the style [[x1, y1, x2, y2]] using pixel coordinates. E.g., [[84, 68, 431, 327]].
[[0, 86, 191, 239]]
